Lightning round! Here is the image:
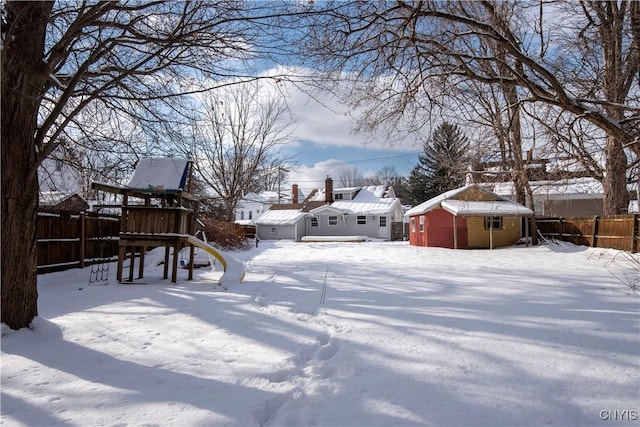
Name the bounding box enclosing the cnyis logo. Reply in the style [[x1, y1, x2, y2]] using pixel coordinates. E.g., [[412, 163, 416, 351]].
[[599, 410, 638, 421]]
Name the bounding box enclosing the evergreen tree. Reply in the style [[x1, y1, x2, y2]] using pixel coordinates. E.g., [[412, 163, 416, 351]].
[[408, 122, 470, 203]]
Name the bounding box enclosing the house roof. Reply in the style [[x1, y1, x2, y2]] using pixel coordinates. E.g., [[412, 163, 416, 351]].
[[254, 209, 306, 225], [310, 187, 401, 215], [405, 184, 533, 217], [493, 177, 604, 200]]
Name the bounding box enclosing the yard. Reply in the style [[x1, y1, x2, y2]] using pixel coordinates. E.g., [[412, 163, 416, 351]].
[[2, 240, 638, 426]]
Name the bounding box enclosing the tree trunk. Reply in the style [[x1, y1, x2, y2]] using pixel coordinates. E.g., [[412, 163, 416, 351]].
[[603, 136, 630, 215], [1, 2, 52, 330]]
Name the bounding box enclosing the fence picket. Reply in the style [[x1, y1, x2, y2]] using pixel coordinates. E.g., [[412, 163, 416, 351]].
[[537, 214, 637, 252], [37, 211, 119, 273]]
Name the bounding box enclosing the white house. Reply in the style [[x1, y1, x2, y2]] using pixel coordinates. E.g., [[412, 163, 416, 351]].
[[235, 185, 304, 225], [255, 178, 404, 241], [305, 184, 403, 241]]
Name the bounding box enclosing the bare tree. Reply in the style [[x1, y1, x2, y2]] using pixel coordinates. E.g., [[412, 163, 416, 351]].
[[293, 0, 639, 214], [337, 165, 363, 187], [172, 80, 295, 221], [1, 1, 294, 329]]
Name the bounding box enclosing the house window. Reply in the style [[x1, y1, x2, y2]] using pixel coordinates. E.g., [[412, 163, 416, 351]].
[[270, 227, 277, 234], [334, 193, 343, 200], [410, 218, 416, 232], [419, 216, 425, 232], [249, 211, 253, 220], [357, 215, 366, 225], [311, 217, 318, 227], [328, 215, 338, 226], [240, 211, 245, 220], [379, 216, 387, 227], [485, 216, 503, 230]]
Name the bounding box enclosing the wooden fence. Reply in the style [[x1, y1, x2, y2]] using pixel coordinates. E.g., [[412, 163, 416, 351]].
[[536, 215, 639, 253], [37, 211, 120, 272]]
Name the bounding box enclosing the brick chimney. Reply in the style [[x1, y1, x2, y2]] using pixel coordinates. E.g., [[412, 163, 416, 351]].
[[292, 184, 299, 204], [325, 176, 333, 203]]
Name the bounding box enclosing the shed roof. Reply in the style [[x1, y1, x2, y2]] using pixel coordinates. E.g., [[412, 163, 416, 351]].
[[441, 200, 534, 217], [405, 184, 533, 217], [254, 209, 306, 225]]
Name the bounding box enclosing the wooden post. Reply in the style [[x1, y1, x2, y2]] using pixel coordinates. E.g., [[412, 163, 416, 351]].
[[452, 215, 458, 249], [79, 212, 85, 268], [489, 220, 494, 250], [633, 214, 639, 253], [171, 242, 179, 283], [530, 215, 538, 246], [591, 215, 599, 247], [188, 244, 195, 281], [117, 245, 126, 282], [128, 247, 135, 282], [163, 246, 170, 279], [138, 245, 146, 279], [558, 217, 564, 242], [525, 216, 530, 247]]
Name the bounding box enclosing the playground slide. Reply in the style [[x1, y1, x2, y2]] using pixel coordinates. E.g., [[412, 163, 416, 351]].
[[186, 235, 246, 286]]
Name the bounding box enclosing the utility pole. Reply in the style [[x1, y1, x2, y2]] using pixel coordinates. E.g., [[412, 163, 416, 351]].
[[277, 166, 289, 204]]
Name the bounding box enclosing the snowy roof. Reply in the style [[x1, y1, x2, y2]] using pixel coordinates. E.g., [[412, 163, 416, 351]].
[[254, 209, 306, 225], [493, 177, 604, 200], [128, 158, 189, 191], [442, 200, 534, 217], [311, 185, 395, 202], [405, 184, 532, 217], [39, 191, 71, 207], [239, 191, 281, 205], [332, 189, 401, 215], [308, 187, 401, 215]]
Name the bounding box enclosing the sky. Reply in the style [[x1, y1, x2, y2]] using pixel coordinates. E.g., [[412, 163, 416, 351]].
[[258, 68, 424, 191], [2, 240, 638, 426]]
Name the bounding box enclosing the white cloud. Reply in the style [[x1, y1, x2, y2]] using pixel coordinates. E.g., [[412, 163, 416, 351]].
[[261, 66, 419, 152], [286, 159, 350, 193]]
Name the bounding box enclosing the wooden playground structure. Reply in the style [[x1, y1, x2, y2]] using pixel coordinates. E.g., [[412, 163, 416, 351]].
[[92, 158, 204, 283]]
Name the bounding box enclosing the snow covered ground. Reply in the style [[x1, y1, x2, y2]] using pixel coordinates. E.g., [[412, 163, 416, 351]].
[[2, 241, 639, 427]]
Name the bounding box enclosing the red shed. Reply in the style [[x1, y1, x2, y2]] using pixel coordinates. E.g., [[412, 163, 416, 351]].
[[405, 184, 534, 249]]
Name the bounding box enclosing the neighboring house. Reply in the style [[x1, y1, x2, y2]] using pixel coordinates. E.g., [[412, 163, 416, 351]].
[[39, 149, 84, 198], [493, 178, 604, 217], [470, 151, 606, 217], [256, 178, 404, 241], [39, 192, 89, 214], [235, 191, 280, 225], [405, 184, 534, 249], [235, 185, 304, 225]]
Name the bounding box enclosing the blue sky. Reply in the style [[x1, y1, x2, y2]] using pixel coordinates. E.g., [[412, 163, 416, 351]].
[[266, 69, 423, 190], [286, 141, 419, 183]]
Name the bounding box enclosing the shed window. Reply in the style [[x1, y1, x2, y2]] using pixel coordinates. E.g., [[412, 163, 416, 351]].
[[484, 216, 503, 230], [328, 215, 338, 226], [410, 218, 416, 232], [311, 217, 318, 227], [419, 216, 425, 232], [357, 215, 366, 225], [379, 216, 387, 227], [270, 227, 277, 234]]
